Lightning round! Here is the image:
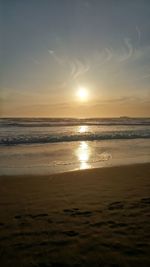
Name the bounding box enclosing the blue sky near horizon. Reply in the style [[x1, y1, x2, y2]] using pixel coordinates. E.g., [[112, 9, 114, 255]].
[[1, 0, 150, 117]]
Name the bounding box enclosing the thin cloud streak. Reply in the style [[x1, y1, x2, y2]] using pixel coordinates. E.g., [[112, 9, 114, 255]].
[[48, 49, 65, 65], [70, 58, 90, 80], [48, 49, 90, 80], [119, 38, 134, 62], [136, 26, 141, 46]]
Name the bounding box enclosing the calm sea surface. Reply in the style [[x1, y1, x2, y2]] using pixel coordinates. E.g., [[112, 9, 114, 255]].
[[0, 117, 150, 175]]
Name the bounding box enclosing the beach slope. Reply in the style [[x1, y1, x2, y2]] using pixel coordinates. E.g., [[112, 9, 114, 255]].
[[0, 163, 150, 267]]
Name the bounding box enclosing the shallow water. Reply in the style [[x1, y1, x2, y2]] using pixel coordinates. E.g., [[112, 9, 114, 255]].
[[0, 118, 150, 175]]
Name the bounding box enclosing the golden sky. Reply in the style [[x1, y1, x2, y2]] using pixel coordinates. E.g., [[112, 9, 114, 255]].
[[1, 0, 150, 117]]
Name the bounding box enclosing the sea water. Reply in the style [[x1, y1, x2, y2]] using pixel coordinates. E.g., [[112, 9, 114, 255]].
[[0, 117, 150, 175]]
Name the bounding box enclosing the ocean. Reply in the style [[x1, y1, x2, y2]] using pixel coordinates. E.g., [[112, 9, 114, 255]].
[[0, 117, 150, 175]]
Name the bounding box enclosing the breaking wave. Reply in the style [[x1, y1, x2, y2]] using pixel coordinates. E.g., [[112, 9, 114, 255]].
[[1, 130, 150, 146]]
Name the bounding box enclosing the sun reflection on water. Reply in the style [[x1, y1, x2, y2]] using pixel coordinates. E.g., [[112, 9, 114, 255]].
[[75, 141, 91, 170], [78, 125, 88, 133]]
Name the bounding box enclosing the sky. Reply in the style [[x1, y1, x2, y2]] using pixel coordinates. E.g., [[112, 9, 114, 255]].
[[1, 0, 150, 117]]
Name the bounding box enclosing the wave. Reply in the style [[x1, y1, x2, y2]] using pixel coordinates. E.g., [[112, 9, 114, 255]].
[[0, 117, 150, 127], [1, 131, 150, 146]]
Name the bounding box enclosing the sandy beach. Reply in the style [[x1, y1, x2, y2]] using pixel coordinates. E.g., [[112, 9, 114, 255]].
[[0, 163, 150, 267]]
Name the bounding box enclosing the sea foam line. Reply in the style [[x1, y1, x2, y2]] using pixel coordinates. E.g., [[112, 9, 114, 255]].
[[0, 131, 150, 146]]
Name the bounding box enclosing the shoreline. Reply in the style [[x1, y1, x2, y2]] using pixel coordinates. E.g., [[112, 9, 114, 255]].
[[0, 161, 150, 178]]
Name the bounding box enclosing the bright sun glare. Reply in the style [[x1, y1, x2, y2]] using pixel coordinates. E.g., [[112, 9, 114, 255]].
[[77, 86, 89, 101]]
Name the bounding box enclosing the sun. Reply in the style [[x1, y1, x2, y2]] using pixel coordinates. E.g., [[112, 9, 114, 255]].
[[77, 86, 89, 101]]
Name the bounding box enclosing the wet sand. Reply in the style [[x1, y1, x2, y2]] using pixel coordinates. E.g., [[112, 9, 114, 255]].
[[0, 163, 150, 267]]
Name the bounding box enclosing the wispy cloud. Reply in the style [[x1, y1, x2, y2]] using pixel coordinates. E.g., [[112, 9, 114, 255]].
[[70, 58, 90, 80], [136, 26, 141, 46], [48, 28, 150, 85], [30, 58, 40, 65], [93, 47, 113, 66], [48, 49, 65, 65], [104, 48, 113, 62], [48, 49, 90, 80], [119, 38, 134, 62]]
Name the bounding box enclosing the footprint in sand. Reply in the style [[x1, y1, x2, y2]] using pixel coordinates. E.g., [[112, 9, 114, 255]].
[[141, 197, 150, 204], [63, 209, 92, 217], [108, 201, 125, 210], [14, 213, 49, 220], [63, 230, 79, 237]]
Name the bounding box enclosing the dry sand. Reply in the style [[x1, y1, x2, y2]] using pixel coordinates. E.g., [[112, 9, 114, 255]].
[[0, 163, 150, 267]]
